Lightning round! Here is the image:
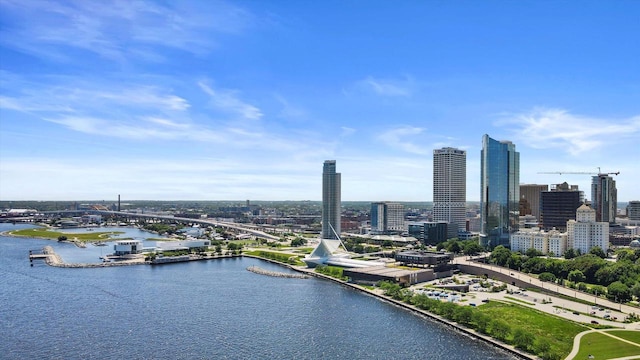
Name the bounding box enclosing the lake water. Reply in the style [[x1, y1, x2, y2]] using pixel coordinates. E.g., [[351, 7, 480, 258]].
[[0, 223, 515, 359]]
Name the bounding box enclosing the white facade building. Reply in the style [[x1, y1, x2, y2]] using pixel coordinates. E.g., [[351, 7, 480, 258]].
[[510, 228, 567, 256], [433, 147, 466, 239], [548, 232, 567, 257], [567, 204, 609, 254]]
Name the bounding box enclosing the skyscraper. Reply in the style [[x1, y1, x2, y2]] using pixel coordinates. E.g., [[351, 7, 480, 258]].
[[433, 147, 466, 239], [591, 175, 617, 224], [322, 160, 341, 239], [480, 134, 520, 249], [540, 183, 582, 232]]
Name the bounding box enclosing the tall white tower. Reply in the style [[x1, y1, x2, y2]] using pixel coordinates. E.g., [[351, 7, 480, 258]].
[[322, 160, 341, 239], [433, 147, 466, 239]]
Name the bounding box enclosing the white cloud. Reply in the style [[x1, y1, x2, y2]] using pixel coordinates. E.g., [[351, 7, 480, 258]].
[[0, 0, 253, 62], [352, 76, 414, 97], [497, 108, 640, 156], [274, 94, 306, 119], [377, 126, 430, 155], [198, 82, 263, 120], [340, 127, 356, 137]]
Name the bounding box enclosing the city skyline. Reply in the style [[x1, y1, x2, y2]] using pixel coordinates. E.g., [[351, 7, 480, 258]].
[[1, 1, 639, 202]]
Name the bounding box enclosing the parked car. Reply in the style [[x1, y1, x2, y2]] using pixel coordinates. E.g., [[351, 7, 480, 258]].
[[591, 320, 599, 324]]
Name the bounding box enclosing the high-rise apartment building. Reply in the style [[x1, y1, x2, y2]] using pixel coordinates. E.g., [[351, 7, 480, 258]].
[[628, 201, 640, 220], [480, 134, 520, 249], [519, 184, 548, 221], [591, 175, 617, 224], [322, 160, 341, 239], [567, 204, 609, 254], [540, 183, 582, 232], [371, 202, 404, 234], [433, 147, 466, 239]]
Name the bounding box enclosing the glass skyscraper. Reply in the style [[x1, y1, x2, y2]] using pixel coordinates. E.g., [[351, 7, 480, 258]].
[[322, 160, 341, 239], [591, 175, 617, 224], [480, 134, 520, 249]]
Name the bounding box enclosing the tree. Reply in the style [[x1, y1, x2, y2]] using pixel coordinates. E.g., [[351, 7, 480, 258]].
[[454, 306, 473, 326], [589, 246, 607, 259], [538, 272, 556, 282], [472, 312, 490, 334], [463, 241, 483, 256], [447, 241, 462, 254], [489, 319, 511, 341], [632, 283, 640, 300], [525, 248, 543, 257], [513, 328, 535, 351], [567, 269, 586, 283], [607, 281, 631, 303], [491, 245, 512, 267], [382, 240, 394, 248], [534, 338, 551, 355], [564, 248, 578, 259], [57, 235, 67, 241]]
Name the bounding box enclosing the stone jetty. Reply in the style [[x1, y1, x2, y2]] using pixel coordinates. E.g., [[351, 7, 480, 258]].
[[246, 265, 309, 279]]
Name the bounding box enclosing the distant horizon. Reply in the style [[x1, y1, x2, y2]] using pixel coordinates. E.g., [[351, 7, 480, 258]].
[[1, 1, 638, 201], [1, 199, 636, 205]]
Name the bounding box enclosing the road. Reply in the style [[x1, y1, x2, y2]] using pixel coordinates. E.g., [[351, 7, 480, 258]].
[[452, 255, 640, 316]]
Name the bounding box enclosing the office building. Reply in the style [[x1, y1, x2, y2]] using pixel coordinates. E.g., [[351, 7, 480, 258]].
[[408, 222, 448, 245], [540, 183, 582, 232], [371, 202, 404, 235], [567, 204, 609, 254], [480, 134, 520, 249], [322, 160, 341, 239], [519, 184, 548, 221], [627, 201, 640, 221], [591, 175, 617, 224], [433, 147, 466, 239]]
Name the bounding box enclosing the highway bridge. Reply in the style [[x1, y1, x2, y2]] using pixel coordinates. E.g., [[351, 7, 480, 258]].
[[2, 210, 281, 241]]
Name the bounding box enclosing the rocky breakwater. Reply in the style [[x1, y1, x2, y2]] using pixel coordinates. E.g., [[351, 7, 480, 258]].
[[247, 265, 309, 279]]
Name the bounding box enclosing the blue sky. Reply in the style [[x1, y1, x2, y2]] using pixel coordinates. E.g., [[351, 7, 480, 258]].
[[1, 0, 639, 202]]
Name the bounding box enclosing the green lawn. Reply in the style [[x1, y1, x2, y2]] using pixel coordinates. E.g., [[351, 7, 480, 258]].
[[607, 329, 640, 344], [10, 228, 124, 242], [573, 331, 640, 360], [477, 301, 587, 357]]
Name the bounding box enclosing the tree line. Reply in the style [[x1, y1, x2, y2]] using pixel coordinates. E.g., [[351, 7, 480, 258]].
[[489, 245, 640, 303]]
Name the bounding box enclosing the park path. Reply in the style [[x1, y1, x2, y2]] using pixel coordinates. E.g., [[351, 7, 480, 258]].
[[565, 329, 640, 360]]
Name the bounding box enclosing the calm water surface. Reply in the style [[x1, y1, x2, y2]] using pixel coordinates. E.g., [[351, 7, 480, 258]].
[[0, 223, 515, 359]]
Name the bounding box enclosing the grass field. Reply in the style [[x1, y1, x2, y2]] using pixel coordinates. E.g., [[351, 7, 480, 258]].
[[477, 301, 587, 357], [573, 330, 640, 360], [607, 329, 640, 344], [10, 228, 124, 242]]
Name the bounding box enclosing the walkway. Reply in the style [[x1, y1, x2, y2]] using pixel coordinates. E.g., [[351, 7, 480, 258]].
[[565, 329, 640, 360]]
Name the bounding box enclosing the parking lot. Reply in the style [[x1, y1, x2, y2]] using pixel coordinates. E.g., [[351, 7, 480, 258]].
[[409, 274, 630, 328]]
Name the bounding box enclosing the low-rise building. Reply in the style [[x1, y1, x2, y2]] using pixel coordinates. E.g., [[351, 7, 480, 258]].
[[114, 240, 143, 255]]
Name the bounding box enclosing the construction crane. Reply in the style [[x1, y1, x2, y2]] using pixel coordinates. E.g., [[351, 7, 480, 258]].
[[537, 167, 620, 176]]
